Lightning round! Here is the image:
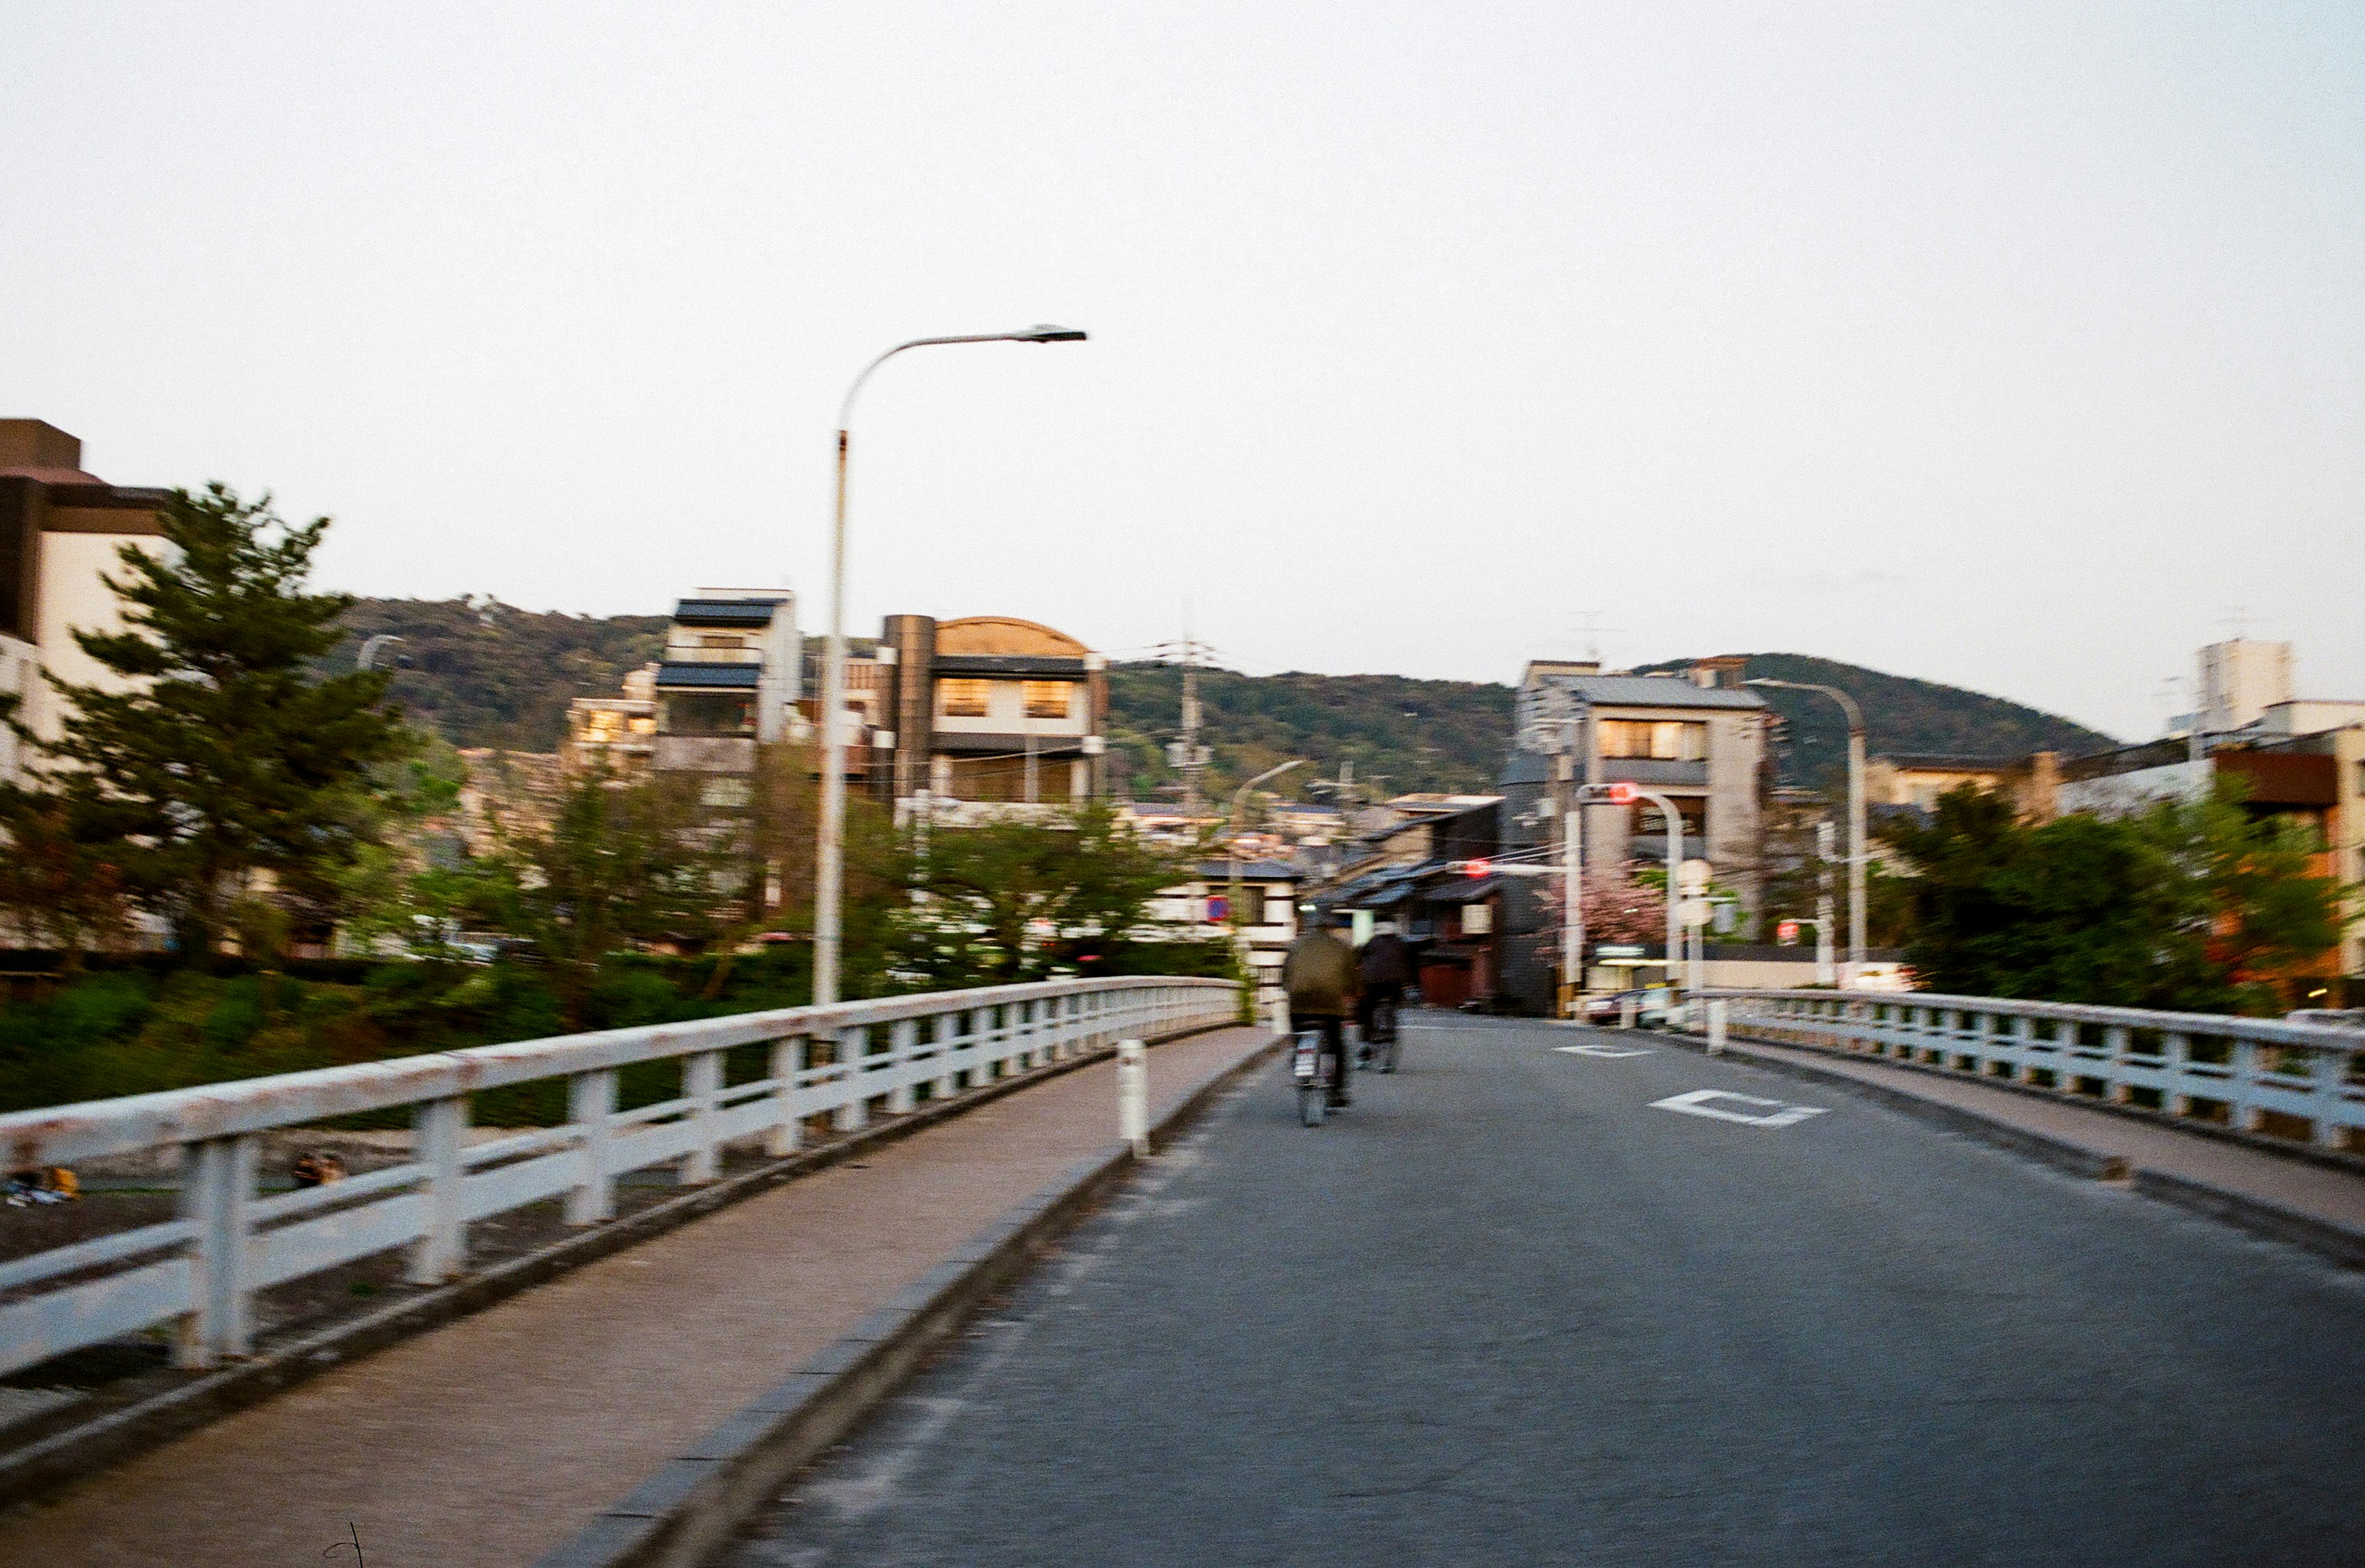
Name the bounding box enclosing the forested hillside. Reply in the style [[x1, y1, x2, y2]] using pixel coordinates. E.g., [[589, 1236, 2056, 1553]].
[[333, 600, 2117, 794], [331, 599, 668, 749], [1635, 654, 2116, 791]]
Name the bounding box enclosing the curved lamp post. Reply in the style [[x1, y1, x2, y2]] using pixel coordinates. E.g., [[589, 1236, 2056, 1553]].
[[813, 326, 1088, 1005], [1227, 759, 1306, 961], [1748, 677, 1866, 988]]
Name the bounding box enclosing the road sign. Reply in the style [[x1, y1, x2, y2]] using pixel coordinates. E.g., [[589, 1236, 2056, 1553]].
[[1678, 858, 1711, 895], [1679, 897, 1712, 929], [1205, 895, 1229, 923], [1777, 919, 1801, 945], [1597, 943, 1646, 959]]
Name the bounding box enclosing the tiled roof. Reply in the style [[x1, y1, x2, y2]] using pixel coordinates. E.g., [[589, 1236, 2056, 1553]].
[[673, 599, 783, 627]]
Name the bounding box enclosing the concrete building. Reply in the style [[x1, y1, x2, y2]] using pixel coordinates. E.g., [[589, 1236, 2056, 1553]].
[[564, 663, 658, 777], [1147, 859, 1301, 1004], [2199, 638, 2294, 737], [0, 420, 170, 787], [650, 590, 801, 778], [859, 614, 1107, 820], [1514, 657, 1771, 911], [1867, 751, 2061, 820]]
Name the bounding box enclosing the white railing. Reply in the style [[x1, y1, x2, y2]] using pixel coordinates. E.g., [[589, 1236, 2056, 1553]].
[[1710, 988, 2365, 1154], [0, 976, 1235, 1378]]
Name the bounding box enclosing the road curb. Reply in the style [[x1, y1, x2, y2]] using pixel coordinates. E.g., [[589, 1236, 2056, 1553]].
[[2129, 1169, 2365, 1269], [0, 1024, 1234, 1511], [1673, 1031, 2365, 1268], [529, 1032, 1284, 1568]]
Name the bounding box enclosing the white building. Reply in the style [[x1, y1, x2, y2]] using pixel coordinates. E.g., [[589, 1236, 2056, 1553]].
[[1, 420, 170, 788], [2199, 638, 2294, 737]]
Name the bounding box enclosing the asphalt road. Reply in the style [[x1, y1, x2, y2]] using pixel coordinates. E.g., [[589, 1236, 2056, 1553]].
[[722, 1013, 2365, 1567]]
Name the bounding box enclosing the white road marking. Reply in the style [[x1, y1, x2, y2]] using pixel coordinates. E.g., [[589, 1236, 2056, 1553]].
[[1650, 1089, 1830, 1128], [1554, 1044, 1655, 1059]]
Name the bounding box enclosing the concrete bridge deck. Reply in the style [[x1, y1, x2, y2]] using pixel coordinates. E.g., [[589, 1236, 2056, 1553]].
[[0, 1026, 1270, 1567]]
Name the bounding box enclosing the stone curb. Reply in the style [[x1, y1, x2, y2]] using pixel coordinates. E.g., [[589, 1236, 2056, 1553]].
[[528, 1032, 1285, 1568], [1671, 1030, 2365, 1267], [0, 1022, 1233, 1509]]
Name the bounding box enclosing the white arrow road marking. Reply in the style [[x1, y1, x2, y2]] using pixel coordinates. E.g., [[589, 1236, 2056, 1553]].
[[1554, 1045, 1655, 1059], [1650, 1089, 1830, 1128]]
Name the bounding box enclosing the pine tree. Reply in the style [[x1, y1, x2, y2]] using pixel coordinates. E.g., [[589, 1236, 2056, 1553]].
[[31, 484, 406, 960]]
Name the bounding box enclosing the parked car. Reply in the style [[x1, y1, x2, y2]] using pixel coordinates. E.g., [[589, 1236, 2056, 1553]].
[[1582, 987, 1675, 1027]]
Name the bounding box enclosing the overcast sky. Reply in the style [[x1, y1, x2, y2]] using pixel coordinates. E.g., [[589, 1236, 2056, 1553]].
[[7, 2, 2359, 740]]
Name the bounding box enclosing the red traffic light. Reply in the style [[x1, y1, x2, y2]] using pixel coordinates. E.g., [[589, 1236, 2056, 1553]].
[[1451, 857, 1492, 878], [1605, 782, 1638, 806]]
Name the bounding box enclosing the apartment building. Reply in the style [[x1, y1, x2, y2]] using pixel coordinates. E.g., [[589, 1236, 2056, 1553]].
[[857, 614, 1108, 818], [1515, 657, 1771, 908], [650, 590, 800, 776], [1, 420, 171, 787]]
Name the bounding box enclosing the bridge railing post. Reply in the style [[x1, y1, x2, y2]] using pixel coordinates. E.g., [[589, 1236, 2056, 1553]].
[[835, 1027, 867, 1131], [567, 1067, 618, 1224], [681, 1049, 724, 1185], [766, 1035, 804, 1157], [888, 1019, 920, 1114], [174, 1133, 259, 1368], [410, 1094, 469, 1285]]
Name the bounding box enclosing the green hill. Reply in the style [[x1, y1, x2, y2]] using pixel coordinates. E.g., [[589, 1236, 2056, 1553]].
[[331, 600, 2117, 794], [1631, 654, 2116, 789]]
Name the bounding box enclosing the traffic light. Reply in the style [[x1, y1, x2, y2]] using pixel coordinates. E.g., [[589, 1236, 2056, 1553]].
[[1605, 782, 1638, 806]]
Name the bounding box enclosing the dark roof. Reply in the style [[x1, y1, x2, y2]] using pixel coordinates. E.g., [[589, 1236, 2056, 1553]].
[[1424, 874, 1503, 904], [1531, 674, 1766, 711], [673, 599, 784, 628], [1497, 750, 1551, 788], [933, 654, 1090, 677], [654, 662, 761, 690]]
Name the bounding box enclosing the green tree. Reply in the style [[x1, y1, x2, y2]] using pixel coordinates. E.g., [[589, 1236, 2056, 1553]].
[[897, 802, 1194, 987], [443, 767, 718, 1025], [26, 486, 407, 960], [1884, 779, 2351, 1012]]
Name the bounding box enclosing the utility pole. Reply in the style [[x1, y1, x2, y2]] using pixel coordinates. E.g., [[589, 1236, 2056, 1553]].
[[1160, 632, 1213, 817]]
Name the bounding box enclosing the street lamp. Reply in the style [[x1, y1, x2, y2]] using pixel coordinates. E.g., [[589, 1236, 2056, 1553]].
[[812, 326, 1089, 1006], [1748, 677, 1866, 988], [357, 634, 403, 672], [1228, 759, 1306, 957]]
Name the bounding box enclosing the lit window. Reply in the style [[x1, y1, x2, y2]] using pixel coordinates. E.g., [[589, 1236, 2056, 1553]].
[[1023, 681, 1073, 720], [940, 679, 991, 718], [628, 716, 655, 735]]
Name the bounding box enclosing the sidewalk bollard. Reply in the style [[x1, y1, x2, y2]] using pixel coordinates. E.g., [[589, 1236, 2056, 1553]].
[[1117, 1039, 1148, 1157], [1619, 993, 1637, 1030], [1708, 998, 1728, 1056]]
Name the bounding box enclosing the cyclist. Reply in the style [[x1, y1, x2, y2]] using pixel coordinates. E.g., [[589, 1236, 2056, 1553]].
[[1281, 910, 1360, 1109], [1356, 919, 1410, 1064]]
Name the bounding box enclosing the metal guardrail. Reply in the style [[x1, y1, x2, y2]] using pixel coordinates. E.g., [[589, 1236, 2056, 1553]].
[[0, 976, 1236, 1378], [1708, 988, 2365, 1154]]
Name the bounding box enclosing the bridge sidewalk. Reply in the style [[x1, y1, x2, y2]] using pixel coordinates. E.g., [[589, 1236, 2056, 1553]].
[[1710, 1033, 2365, 1239], [0, 1025, 1272, 1568]]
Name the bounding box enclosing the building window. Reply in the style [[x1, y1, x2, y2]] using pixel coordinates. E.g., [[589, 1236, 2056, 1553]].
[[665, 693, 754, 737], [1598, 719, 1706, 760], [697, 634, 742, 650], [940, 679, 991, 718], [1022, 680, 1073, 719]]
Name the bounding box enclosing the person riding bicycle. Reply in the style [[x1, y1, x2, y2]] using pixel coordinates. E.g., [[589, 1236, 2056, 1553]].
[[1356, 919, 1410, 1064], [1282, 911, 1361, 1109]]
